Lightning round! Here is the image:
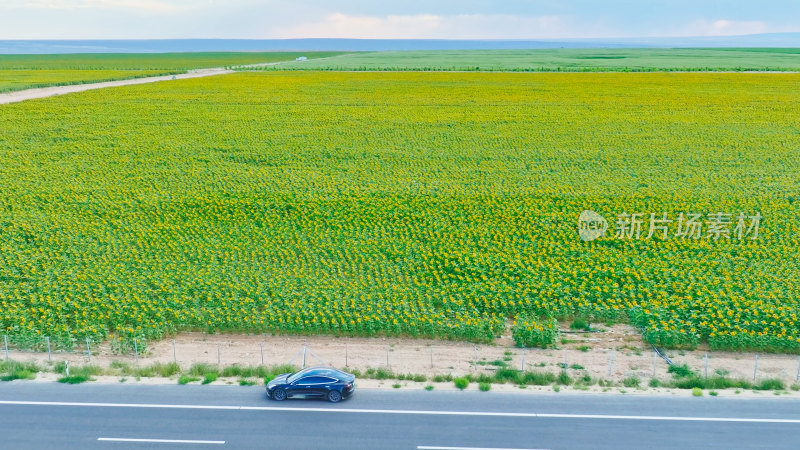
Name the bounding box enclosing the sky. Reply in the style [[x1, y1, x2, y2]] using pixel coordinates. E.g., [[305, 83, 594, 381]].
[[0, 0, 799, 40]]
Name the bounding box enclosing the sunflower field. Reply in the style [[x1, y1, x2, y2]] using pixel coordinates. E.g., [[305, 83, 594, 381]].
[[0, 72, 798, 353]]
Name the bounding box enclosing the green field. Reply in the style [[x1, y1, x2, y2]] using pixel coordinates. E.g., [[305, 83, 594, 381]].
[[0, 52, 347, 92], [262, 48, 800, 72], [1, 72, 799, 353], [5, 48, 799, 93], [0, 52, 348, 70]]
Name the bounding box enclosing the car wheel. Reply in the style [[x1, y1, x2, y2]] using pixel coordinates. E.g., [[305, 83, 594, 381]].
[[327, 390, 342, 403], [272, 388, 287, 401]]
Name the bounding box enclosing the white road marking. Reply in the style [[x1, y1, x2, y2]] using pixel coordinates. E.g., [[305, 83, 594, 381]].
[[98, 438, 225, 444], [418, 447, 548, 450], [1, 400, 800, 424]]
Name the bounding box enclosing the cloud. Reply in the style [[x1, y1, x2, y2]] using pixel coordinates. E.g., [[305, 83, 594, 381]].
[[1, 1, 796, 40], [271, 13, 572, 39], [682, 19, 769, 36]]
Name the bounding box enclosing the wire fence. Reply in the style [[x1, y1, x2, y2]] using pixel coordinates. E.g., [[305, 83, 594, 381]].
[[3, 333, 800, 384]]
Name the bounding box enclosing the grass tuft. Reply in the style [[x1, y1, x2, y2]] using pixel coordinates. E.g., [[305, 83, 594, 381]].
[[178, 374, 200, 385], [454, 377, 469, 390], [202, 373, 218, 385], [58, 375, 91, 384]]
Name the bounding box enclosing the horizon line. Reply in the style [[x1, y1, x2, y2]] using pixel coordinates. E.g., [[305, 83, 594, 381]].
[[1, 32, 799, 42]]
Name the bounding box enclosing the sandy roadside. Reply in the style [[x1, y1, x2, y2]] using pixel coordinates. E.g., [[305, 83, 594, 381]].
[[6, 325, 800, 389]]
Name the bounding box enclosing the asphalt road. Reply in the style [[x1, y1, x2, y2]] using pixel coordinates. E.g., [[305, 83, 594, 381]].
[[1, 383, 799, 449]]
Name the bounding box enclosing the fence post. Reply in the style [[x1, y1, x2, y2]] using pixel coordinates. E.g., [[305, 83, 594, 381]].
[[521, 347, 526, 372], [46, 337, 52, 362], [429, 345, 433, 369], [794, 356, 800, 381], [65, 360, 69, 377], [608, 349, 615, 378], [796, 356, 800, 382], [85, 338, 91, 363], [301, 344, 306, 369], [172, 340, 177, 364], [386, 346, 390, 367], [217, 344, 221, 367], [133, 338, 139, 365], [753, 353, 759, 381], [704, 353, 709, 378], [3, 335, 8, 361], [652, 350, 657, 377], [260, 342, 264, 366]]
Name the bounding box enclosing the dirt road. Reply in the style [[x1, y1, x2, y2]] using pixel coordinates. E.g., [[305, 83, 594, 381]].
[[0, 68, 234, 105]]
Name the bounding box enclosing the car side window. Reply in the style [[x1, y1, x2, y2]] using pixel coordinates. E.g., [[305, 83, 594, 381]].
[[295, 376, 336, 385], [287, 370, 311, 383], [294, 377, 313, 385]]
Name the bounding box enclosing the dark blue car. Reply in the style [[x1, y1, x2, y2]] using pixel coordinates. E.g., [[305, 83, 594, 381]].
[[266, 367, 356, 403]]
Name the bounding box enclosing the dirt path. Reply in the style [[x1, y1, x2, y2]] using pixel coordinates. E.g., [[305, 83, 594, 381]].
[[0, 59, 302, 105], [0, 68, 233, 105]]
